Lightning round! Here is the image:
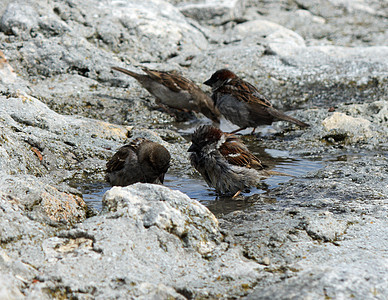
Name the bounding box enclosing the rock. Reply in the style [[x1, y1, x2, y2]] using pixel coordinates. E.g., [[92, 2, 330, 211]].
[[178, 0, 246, 24], [345, 100, 388, 124], [129, 283, 186, 300], [0, 2, 39, 38], [231, 19, 306, 47], [37, 15, 71, 37], [294, 9, 326, 24], [0, 190, 48, 243], [0, 176, 86, 225], [0, 50, 17, 84], [322, 112, 373, 143], [297, 211, 348, 242], [294, 0, 382, 18], [246, 264, 387, 300], [224, 155, 388, 300], [25, 184, 261, 299], [280, 0, 388, 46], [245, 216, 388, 300], [0, 93, 134, 224], [0, 273, 24, 300], [102, 184, 222, 256]]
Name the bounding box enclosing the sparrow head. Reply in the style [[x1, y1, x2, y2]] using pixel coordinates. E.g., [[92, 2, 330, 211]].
[[139, 141, 171, 183], [188, 125, 224, 153], [203, 69, 237, 89]]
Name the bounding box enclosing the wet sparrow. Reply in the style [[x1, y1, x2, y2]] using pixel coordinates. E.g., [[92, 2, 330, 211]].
[[188, 125, 277, 196], [112, 66, 221, 123], [203, 69, 309, 133], [106, 138, 171, 187]]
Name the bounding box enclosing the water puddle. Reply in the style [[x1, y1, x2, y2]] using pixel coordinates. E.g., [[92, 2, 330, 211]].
[[165, 149, 322, 216], [76, 181, 111, 211], [74, 119, 383, 215], [77, 147, 323, 216]]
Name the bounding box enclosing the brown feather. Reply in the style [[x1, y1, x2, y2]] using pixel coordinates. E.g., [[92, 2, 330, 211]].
[[219, 77, 273, 107], [106, 145, 133, 173], [219, 136, 264, 170], [141, 67, 193, 93], [106, 138, 146, 172]]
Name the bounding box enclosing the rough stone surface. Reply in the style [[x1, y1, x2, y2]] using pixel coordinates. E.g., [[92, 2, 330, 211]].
[[0, 0, 387, 299], [0, 2, 39, 38], [102, 184, 222, 256], [322, 112, 373, 143], [0, 273, 25, 300], [178, 0, 246, 24], [24, 185, 261, 299]]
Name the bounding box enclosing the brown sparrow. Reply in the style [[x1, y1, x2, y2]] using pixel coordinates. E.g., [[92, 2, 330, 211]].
[[188, 125, 278, 197], [203, 69, 309, 133], [112, 66, 221, 123], [106, 138, 171, 187]]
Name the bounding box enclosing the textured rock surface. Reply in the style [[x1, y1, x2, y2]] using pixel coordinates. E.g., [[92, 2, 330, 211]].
[[16, 185, 261, 299], [0, 0, 387, 299], [102, 184, 223, 255], [321, 112, 373, 143]]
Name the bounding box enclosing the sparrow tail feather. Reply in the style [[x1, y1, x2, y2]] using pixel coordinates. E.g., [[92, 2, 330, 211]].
[[112, 66, 142, 79], [267, 107, 309, 128]]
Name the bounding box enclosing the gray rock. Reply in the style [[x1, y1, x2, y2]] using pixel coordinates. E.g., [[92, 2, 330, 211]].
[[222, 154, 388, 300], [0, 2, 39, 38], [102, 184, 223, 256], [178, 0, 246, 24], [322, 112, 373, 144], [0, 175, 86, 225], [23, 184, 261, 299], [0, 190, 47, 244], [0, 50, 18, 84], [245, 217, 388, 300], [37, 15, 71, 37], [0, 273, 24, 300], [230, 19, 306, 46], [246, 0, 388, 46], [297, 211, 348, 242]]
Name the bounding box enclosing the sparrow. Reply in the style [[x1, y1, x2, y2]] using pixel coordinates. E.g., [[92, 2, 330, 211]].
[[203, 69, 309, 133], [188, 125, 278, 197], [105, 138, 171, 187], [112, 66, 221, 123]]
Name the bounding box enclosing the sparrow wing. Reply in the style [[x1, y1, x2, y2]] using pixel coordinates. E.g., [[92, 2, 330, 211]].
[[106, 145, 135, 172], [141, 67, 192, 93], [220, 77, 309, 127], [219, 78, 273, 108], [219, 137, 264, 170], [106, 138, 147, 172]]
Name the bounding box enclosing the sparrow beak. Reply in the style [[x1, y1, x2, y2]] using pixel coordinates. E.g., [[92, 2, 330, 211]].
[[187, 144, 197, 152], [203, 78, 212, 86]]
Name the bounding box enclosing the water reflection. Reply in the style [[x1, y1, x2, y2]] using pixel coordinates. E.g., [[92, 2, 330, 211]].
[[76, 182, 110, 211], [78, 148, 322, 216], [164, 152, 322, 216], [78, 116, 324, 214]]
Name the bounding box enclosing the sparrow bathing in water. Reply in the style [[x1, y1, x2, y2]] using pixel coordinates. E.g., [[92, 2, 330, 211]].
[[203, 69, 309, 133], [188, 125, 282, 197], [112, 66, 221, 123], [106, 138, 171, 187]]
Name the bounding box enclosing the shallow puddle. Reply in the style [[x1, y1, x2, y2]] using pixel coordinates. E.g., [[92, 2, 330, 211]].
[[165, 149, 322, 216], [78, 147, 323, 215], [78, 119, 325, 215]]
